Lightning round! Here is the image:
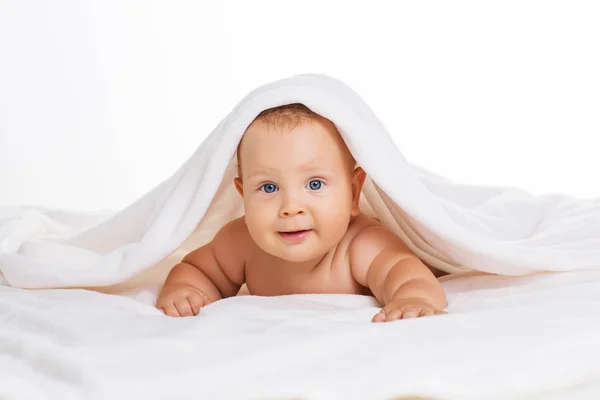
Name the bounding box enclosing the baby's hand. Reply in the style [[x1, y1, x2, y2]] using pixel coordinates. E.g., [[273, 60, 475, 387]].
[[156, 283, 212, 317], [372, 297, 446, 322]]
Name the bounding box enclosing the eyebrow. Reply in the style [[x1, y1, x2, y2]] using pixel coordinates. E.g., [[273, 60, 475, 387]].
[[246, 159, 333, 180], [246, 167, 277, 180]]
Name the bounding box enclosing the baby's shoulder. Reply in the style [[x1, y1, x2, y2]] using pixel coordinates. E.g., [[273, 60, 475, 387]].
[[341, 214, 382, 249], [212, 216, 252, 255], [346, 214, 415, 259], [346, 213, 382, 236], [218, 216, 249, 235]]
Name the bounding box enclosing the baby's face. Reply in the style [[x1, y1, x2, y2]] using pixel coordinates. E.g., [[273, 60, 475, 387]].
[[234, 117, 364, 263]]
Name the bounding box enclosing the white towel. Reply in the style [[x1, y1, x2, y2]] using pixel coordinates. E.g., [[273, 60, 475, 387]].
[[2, 270, 600, 399], [2, 73, 600, 290]]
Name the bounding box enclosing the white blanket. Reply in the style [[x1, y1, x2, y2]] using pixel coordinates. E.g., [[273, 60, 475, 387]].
[[3, 73, 600, 398], [3, 73, 600, 290], [2, 271, 600, 399]]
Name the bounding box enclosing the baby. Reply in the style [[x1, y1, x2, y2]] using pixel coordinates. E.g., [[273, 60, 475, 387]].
[[156, 103, 447, 322]]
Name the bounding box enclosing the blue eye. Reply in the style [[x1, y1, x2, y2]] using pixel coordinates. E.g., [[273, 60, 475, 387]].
[[260, 183, 278, 193], [307, 179, 322, 190]]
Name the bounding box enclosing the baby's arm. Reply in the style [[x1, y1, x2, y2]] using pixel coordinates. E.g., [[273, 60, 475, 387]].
[[348, 225, 447, 322], [156, 218, 247, 317]]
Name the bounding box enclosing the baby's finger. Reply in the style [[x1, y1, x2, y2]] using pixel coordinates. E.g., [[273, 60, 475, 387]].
[[401, 308, 420, 319], [161, 303, 180, 317], [372, 311, 387, 323], [385, 308, 404, 321], [434, 310, 448, 315], [187, 294, 204, 315], [174, 298, 194, 317], [420, 309, 435, 317]]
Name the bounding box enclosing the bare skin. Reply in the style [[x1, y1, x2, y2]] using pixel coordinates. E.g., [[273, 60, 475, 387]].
[[156, 115, 447, 322]]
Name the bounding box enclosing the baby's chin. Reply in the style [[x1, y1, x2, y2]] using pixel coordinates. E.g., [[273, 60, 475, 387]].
[[260, 235, 328, 263]]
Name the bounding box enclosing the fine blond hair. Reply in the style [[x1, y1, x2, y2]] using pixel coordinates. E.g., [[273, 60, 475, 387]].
[[236, 103, 355, 177]]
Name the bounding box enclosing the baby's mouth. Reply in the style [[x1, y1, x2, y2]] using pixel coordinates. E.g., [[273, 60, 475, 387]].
[[278, 229, 313, 243]]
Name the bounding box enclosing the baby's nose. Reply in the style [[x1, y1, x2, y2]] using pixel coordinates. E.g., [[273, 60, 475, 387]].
[[279, 198, 306, 217], [281, 208, 305, 217]]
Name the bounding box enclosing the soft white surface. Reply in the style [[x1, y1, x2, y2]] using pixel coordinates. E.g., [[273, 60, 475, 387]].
[[3, 74, 600, 291], [2, 271, 600, 399]]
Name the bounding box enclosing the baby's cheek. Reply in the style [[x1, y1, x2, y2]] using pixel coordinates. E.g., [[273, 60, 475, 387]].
[[323, 194, 352, 219], [246, 199, 273, 220], [317, 209, 351, 241], [246, 205, 278, 237]]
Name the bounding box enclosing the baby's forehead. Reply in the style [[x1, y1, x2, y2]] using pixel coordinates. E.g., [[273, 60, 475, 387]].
[[237, 117, 355, 171], [241, 118, 342, 148]]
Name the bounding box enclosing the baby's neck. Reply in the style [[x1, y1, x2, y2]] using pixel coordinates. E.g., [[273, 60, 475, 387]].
[[273, 251, 331, 274]]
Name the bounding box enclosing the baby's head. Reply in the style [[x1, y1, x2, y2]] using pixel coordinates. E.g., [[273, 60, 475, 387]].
[[234, 103, 366, 263]]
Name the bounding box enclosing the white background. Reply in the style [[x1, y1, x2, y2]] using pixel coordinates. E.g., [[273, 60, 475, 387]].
[[0, 0, 599, 212]]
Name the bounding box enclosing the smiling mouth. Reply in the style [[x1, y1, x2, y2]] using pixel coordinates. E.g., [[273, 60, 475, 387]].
[[278, 229, 313, 243]]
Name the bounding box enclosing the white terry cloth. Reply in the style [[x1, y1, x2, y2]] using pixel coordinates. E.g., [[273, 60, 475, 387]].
[[3, 73, 600, 290], [2, 270, 600, 400]]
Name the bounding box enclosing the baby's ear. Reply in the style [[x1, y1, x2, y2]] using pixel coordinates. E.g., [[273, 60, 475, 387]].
[[350, 167, 366, 216], [234, 177, 244, 197]]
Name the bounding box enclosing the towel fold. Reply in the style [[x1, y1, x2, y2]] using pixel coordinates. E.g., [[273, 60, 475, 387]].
[[3, 73, 600, 289]]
